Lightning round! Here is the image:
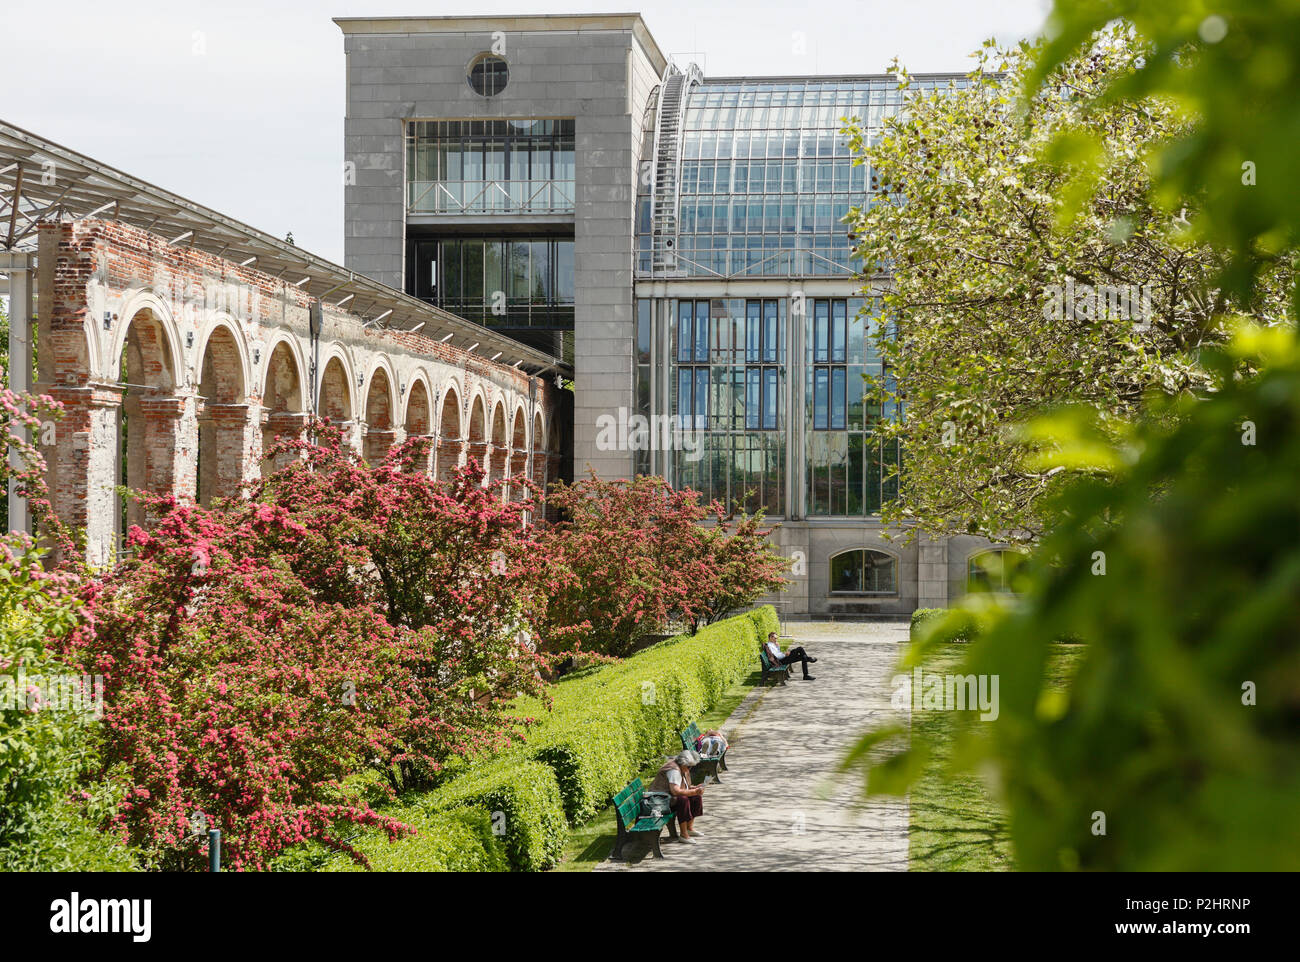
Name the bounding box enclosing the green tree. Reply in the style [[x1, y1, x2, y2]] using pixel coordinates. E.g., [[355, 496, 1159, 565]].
[[846, 33, 1293, 543], [845, 0, 1300, 871]]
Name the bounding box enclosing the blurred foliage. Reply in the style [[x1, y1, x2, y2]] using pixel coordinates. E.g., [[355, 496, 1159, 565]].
[[846, 0, 1300, 871], [1029, 0, 1300, 312], [852, 326, 1300, 870]]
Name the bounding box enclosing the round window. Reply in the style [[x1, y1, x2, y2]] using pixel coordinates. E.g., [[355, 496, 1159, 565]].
[[467, 54, 508, 96]]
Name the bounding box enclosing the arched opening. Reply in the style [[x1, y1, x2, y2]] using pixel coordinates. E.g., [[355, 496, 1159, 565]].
[[531, 411, 547, 489], [508, 407, 527, 501], [829, 548, 898, 595], [319, 356, 353, 447], [196, 325, 248, 506], [363, 367, 395, 464], [467, 395, 487, 474], [489, 403, 507, 487], [437, 386, 462, 481], [404, 379, 433, 473], [262, 341, 305, 476], [117, 308, 182, 544], [967, 548, 1027, 595]]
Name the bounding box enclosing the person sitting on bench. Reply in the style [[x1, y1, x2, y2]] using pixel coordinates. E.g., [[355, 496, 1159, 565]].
[[650, 750, 706, 841], [763, 631, 817, 680], [694, 728, 727, 757]]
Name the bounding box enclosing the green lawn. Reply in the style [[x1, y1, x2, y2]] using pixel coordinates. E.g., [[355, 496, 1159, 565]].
[[908, 642, 1085, 871], [553, 668, 764, 872]]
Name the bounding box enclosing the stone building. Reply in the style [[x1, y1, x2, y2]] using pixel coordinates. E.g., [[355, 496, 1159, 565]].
[[1, 121, 570, 569], [335, 13, 1006, 616]]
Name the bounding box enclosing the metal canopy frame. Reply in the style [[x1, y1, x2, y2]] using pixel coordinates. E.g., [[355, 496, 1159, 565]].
[[0, 119, 568, 376]]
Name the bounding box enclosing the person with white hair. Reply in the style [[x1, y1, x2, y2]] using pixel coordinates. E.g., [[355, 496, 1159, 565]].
[[649, 750, 706, 841]]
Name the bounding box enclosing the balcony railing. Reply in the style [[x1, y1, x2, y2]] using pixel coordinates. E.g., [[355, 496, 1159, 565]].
[[407, 179, 576, 216]]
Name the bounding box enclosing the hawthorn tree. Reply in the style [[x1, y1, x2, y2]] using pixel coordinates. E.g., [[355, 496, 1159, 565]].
[[536, 473, 788, 655], [847, 31, 1294, 543], [691, 503, 789, 629], [58, 498, 418, 870], [239, 428, 552, 788]]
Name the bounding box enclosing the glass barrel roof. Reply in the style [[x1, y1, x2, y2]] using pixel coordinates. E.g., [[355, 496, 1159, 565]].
[[637, 75, 967, 278]]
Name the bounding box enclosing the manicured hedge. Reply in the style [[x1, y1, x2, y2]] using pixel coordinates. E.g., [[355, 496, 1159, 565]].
[[324, 806, 509, 873], [910, 607, 980, 642], [910, 606, 1083, 645], [522, 606, 778, 822], [419, 759, 567, 872], [335, 606, 778, 872]]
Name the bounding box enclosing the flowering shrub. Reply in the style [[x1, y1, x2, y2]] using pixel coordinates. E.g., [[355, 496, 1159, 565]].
[[250, 429, 553, 789], [58, 500, 416, 870], [536, 473, 787, 655]]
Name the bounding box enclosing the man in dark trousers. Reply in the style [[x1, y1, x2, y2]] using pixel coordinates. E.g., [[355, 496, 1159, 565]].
[[763, 631, 818, 680]]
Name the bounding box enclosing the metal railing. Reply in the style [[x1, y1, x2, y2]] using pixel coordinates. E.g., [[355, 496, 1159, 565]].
[[407, 179, 575, 215]]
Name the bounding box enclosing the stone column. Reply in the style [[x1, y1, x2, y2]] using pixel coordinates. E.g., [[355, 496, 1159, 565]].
[[44, 386, 122, 568], [138, 395, 194, 519], [199, 402, 256, 503], [261, 411, 310, 475], [917, 534, 949, 610], [435, 433, 463, 481], [363, 427, 399, 465]]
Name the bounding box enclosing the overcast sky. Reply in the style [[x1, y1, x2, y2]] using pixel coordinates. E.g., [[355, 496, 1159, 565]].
[[1, 0, 1051, 264]]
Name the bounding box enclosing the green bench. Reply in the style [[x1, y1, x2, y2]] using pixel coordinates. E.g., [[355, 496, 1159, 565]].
[[759, 644, 791, 686], [680, 721, 728, 783], [611, 776, 678, 860]]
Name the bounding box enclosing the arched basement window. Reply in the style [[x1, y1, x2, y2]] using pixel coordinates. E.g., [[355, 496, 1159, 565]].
[[467, 54, 508, 96], [830, 549, 897, 595], [967, 548, 1027, 594]]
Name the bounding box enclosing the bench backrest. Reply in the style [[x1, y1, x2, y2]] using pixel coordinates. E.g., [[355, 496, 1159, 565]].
[[680, 722, 701, 749], [759, 646, 775, 670], [613, 777, 644, 830]]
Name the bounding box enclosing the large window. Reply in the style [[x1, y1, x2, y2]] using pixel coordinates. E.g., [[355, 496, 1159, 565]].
[[670, 298, 785, 515], [967, 549, 1027, 594], [407, 119, 575, 214], [829, 549, 897, 595], [805, 297, 898, 517], [406, 236, 574, 330]]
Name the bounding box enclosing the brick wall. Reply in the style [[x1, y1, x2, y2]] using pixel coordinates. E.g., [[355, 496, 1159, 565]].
[[35, 218, 564, 566]]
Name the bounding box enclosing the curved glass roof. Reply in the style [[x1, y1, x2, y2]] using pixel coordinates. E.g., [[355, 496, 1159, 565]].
[[638, 75, 967, 278]]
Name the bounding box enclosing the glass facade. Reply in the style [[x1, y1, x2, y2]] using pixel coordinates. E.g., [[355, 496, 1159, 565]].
[[637, 78, 963, 275], [668, 298, 786, 516], [804, 297, 898, 517], [406, 119, 575, 214], [406, 236, 574, 329]]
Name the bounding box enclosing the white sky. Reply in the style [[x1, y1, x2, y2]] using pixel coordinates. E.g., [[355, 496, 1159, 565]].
[[0, 0, 1051, 264]]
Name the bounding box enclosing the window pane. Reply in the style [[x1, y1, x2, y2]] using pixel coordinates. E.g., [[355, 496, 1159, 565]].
[[814, 299, 829, 363], [763, 299, 778, 363], [764, 367, 779, 430], [694, 367, 709, 427], [677, 367, 693, 418], [814, 366, 829, 430], [746, 300, 761, 362], [832, 299, 847, 362], [678, 301, 693, 362], [831, 367, 847, 430], [694, 301, 710, 362], [746, 367, 761, 430], [831, 552, 862, 592]]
